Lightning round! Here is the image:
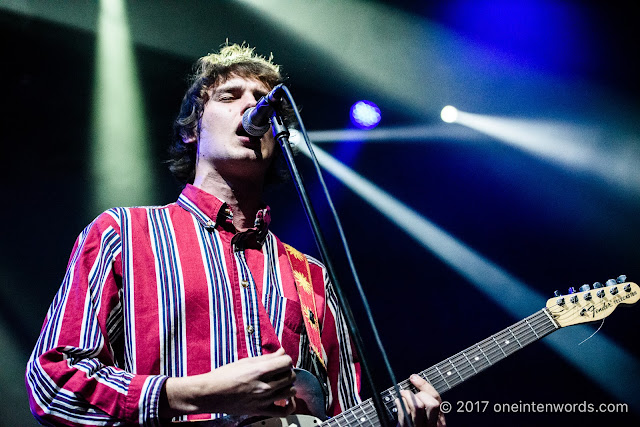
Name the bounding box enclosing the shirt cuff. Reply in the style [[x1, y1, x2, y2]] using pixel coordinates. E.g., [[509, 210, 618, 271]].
[[127, 374, 169, 426]]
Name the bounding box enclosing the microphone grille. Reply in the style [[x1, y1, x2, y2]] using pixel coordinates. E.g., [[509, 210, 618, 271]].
[[242, 108, 271, 137]]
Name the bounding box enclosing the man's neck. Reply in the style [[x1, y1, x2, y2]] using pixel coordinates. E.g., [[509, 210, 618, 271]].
[[192, 169, 264, 232]]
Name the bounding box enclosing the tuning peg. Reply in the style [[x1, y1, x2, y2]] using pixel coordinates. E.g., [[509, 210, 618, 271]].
[[554, 290, 565, 305], [616, 275, 627, 284], [605, 279, 617, 287], [593, 282, 603, 288], [579, 284, 590, 292], [568, 287, 576, 294], [596, 289, 605, 298]]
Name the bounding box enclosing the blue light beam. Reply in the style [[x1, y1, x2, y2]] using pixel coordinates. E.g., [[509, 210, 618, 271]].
[[293, 139, 640, 412]]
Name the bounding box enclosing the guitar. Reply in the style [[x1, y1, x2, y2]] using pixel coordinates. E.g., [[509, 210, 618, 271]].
[[192, 277, 639, 426]]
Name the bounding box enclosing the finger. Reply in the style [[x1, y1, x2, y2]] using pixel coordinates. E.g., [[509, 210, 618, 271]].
[[261, 352, 294, 376], [259, 396, 297, 418], [403, 390, 430, 427], [265, 371, 296, 395], [399, 390, 423, 415], [270, 384, 297, 403], [406, 388, 440, 427], [395, 394, 416, 427], [260, 362, 295, 383], [410, 374, 442, 403], [255, 347, 286, 360]]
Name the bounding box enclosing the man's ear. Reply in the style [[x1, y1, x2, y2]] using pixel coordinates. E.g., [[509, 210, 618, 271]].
[[182, 131, 197, 144]]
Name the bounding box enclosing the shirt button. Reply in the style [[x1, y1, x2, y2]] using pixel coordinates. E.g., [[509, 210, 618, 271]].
[[241, 280, 249, 288], [247, 325, 255, 334], [205, 220, 215, 228]]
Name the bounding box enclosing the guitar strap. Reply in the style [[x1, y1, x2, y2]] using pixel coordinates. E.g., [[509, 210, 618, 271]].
[[283, 243, 329, 401]]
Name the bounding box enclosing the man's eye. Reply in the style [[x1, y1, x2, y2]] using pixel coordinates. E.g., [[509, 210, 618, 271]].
[[219, 95, 235, 101]]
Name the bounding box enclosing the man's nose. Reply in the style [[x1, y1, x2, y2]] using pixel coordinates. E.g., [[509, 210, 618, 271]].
[[241, 93, 259, 113]]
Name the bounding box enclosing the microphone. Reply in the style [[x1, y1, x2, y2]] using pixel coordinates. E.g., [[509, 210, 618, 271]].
[[242, 84, 285, 137]]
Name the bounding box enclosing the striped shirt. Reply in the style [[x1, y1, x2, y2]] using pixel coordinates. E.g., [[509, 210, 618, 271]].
[[26, 184, 361, 426]]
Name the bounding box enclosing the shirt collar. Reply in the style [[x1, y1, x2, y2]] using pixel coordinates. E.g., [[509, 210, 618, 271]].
[[177, 184, 271, 248]]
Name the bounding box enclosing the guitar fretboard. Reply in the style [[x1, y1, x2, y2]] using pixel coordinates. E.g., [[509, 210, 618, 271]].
[[322, 308, 558, 427]]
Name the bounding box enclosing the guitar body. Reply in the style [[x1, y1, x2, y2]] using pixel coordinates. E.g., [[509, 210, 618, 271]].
[[180, 414, 323, 427], [180, 279, 639, 427], [180, 369, 327, 426], [241, 414, 323, 427]]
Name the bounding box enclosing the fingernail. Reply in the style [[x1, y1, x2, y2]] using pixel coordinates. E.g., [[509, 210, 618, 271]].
[[410, 374, 419, 381]]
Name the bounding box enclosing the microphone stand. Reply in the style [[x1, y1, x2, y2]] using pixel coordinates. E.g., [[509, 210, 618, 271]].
[[270, 108, 395, 427]]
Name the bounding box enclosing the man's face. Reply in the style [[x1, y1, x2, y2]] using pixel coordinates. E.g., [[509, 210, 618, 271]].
[[196, 75, 277, 181]]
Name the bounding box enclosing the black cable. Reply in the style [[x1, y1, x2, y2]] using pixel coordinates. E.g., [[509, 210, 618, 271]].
[[276, 85, 413, 427]]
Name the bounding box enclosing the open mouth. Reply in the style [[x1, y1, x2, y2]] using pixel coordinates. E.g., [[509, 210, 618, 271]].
[[236, 122, 263, 146], [236, 122, 251, 138]]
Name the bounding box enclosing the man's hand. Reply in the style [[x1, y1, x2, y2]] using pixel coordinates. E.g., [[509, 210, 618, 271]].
[[160, 348, 297, 418], [395, 374, 446, 427]]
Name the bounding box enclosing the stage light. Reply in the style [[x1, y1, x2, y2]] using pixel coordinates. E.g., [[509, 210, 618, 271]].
[[350, 100, 381, 129], [294, 140, 639, 411], [451, 111, 640, 194], [90, 0, 154, 214], [440, 105, 458, 123]]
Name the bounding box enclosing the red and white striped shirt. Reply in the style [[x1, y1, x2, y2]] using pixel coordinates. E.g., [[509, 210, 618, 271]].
[[26, 184, 361, 426]]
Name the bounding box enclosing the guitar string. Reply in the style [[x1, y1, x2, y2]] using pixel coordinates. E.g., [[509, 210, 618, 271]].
[[416, 293, 612, 394], [422, 321, 557, 393], [418, 325, 556, 393], [394, 310, 556, 394], [324, 311, 557, 426], [371, 311, 553, 413], [399, 289, 612, 395], [323, 293, 616, 426]]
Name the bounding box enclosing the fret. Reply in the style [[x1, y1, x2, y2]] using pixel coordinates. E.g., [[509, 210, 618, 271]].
[[542, 307, 560, 329], [352, 402, 365, 425], [381, 390, 394, 408], [507, 326, 522, 348], [462, 350, 478, 374], [434, 364, 451, 390], [525, 317, 540, 338], [477, 343, 493, 366], [456, 353, 473, 379], [363, 400, 384, 427], [446, 357, 465, 384], [511, 319, 535, 346], [383, 393, 397, 418], [491, 335, 507, 357], [494, 329, 519, 355], [320, 308, 567, 427], [465, 347, 489, 371], [437, 360, 458, 389], [423, 370, 438, 387], [479, 339, 502, 364], [347, 405, 360, 426], [521, 316, 547, 344]]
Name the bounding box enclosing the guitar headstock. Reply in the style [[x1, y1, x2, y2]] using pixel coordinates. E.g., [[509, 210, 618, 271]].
[[547, 276, 639, 328]]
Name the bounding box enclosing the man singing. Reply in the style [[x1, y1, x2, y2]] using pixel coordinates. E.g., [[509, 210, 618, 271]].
[[26, 44, 443, 426]]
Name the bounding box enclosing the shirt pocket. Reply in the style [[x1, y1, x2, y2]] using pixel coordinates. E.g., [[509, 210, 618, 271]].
[[282, 297, 304, 334]]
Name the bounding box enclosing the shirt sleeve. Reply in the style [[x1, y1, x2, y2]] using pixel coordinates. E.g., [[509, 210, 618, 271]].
[[309, 259, 362, 417], [25, 210, 167, 426]]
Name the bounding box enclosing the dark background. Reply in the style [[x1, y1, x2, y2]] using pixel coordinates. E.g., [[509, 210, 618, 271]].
[[2, 1, 639, 426]]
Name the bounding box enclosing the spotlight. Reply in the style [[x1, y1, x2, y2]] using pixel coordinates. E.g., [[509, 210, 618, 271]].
[[350, 100, 381, 129], [440, 105, 458, 123]]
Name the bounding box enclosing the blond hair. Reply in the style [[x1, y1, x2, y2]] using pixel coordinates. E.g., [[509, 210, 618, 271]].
[[169, 43, 283, 184]]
